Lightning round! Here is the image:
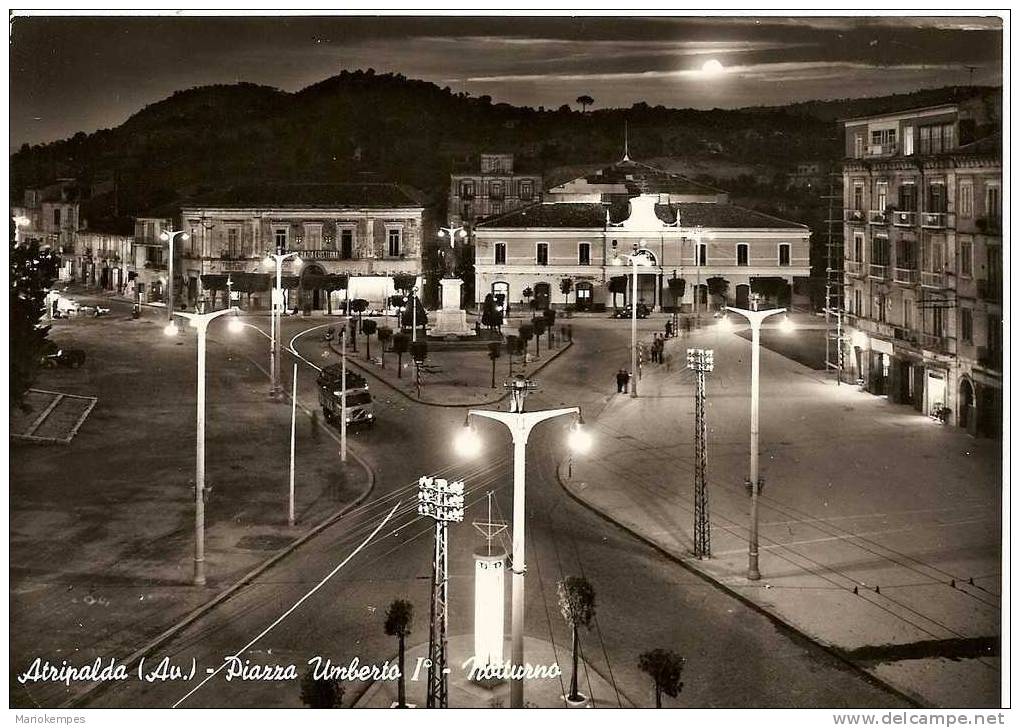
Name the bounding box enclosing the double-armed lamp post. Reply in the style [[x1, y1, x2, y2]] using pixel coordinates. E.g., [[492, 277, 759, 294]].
[[455, 376, 592, 708], [718, 303, 794, 581], [164, 305, 242, 585], [264, 250, 303, 399], [160, 229, 190, 322], [612, 241, 654, 398]]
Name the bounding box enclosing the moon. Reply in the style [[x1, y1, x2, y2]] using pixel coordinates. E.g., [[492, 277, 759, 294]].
[[701, 59, 725, 75]]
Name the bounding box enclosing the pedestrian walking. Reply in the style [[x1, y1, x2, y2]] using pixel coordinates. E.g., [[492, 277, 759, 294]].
[[665, 319, 673, 339], [623, 369, 631, 393], [616, 368, 628, 393]]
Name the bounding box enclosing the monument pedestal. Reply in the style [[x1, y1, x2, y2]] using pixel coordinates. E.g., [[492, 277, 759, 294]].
[[428, 278, 475, 337]]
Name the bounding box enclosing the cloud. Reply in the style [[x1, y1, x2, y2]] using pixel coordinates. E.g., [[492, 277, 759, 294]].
[[452, 60, 968, 85]]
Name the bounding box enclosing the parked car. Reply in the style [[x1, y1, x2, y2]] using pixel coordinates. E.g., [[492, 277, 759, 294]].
[[41, 342, 86, 368], [52, 297, 81, 318], [613, 303, 651, 319]]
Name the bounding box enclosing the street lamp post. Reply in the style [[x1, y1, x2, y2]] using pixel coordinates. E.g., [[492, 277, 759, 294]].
[[165, 305, 240, 585], [721, 304, 789, 581], [264, 250, 302, 399], [455, 377, 591, 708], [612, 242, 653, 398], [159, 229, 190, 323]]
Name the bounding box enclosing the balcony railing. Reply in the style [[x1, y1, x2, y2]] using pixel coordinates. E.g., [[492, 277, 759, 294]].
[[868, 264, 890, 279], [868, 210, 889, 225], [920, 212, 948, 229], [893, 267, 918, 284], [920, 271, 946, 288], [845, 260, 863, 276], [844, 209, 866, 224], [867, 143, 898, 157], [917, 332, 952, 354], [891, 210, 916, 227]]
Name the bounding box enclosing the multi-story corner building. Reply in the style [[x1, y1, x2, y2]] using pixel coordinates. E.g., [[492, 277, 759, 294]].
[[841, 100, 1002, 437], [131, 216, 176, 304], [179, 183, 428, 310], [449, 153, 542, 228], [473, 157, 810, 313], [76, 227, 134, 293], [14, 181, 82, 280]]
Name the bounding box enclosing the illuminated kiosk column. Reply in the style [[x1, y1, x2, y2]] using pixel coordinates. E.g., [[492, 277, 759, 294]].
[[472, 550, 507, 683]]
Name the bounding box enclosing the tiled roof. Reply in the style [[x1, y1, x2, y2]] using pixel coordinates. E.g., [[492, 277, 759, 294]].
[[478, 201, 807, 230], [477, 202, 607, 228], [186, 183, 426, 209], [578, 159, 725, 196]]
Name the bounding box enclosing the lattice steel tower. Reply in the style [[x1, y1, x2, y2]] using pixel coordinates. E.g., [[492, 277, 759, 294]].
[[687, 348, 714, 558], [418, 476, 464, 708]]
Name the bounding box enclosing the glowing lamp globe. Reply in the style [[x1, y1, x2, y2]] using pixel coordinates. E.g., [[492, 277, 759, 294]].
[[779, 316, 795, 334], [228, 316, 244, 334], [455, 425, 482, 458], [717, 316, 733, 333], [568, 423, 593, 454], [163, 322, 178, 337]]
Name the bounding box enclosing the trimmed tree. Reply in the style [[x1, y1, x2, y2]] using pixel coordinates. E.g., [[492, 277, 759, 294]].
[[384, 599, 414, 708], [504, 333, 519, 376], [391, 332, 410, 378], [531, 316, 546, 357], [11, 222, 59, 410], [487, 340, 502, 388], [706, 276, 729, 308], [638, 649, 685, 708], [361, 318, 377, 361], [518, 323, 534, 361], [543, 308, 556, 347], [349, 298, 369, 351], [377, 325, 393, 369], [558, 576, 596, 703], [521, 286, 533, 310], [667, 277, 686, 311], [576, 94, 594, 113], [299, 667, 344, 708], [559, 277, 573, 306], [750, 276, 790, 307]]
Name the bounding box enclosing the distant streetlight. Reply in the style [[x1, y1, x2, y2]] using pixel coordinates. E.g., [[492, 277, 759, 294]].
[[455, 376, 591, 708], [612, 241, 654, 397], [164, 305, 240, 585], [264, 250, 303, 399], [159, 229, 190, 322], [721, 303, 791, 581]]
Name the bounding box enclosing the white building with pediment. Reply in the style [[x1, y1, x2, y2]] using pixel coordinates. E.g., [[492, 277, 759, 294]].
[[473, 158, 810, 312]]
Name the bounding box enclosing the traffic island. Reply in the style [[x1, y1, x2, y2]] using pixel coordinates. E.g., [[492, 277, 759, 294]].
[[326, 326, 575, 407], [353, 634, 629, 708]]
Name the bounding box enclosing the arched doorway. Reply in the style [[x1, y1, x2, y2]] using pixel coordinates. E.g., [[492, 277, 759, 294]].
[[575, 282, 593, 311], [300, 264, 327, 310], [959, 377, 976, 434], [736, 284, 750, 309], [533, 282, 551, 310], [491, 281, 509, 313]]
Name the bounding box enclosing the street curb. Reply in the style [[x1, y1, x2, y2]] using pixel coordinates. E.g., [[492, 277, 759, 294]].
[[327, 338, 574, 408], [553, 459, 927, 709], [61, 438, 377, 708]]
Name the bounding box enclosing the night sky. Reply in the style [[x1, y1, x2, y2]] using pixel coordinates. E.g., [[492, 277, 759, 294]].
[[9, 14, 1003, 152]]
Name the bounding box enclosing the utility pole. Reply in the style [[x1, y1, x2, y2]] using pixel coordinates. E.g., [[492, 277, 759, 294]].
[[288, 362, 297, 527], [418, 476, 465, 708], [687, 348, 714, 558], [340, 327, 347, 463]]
